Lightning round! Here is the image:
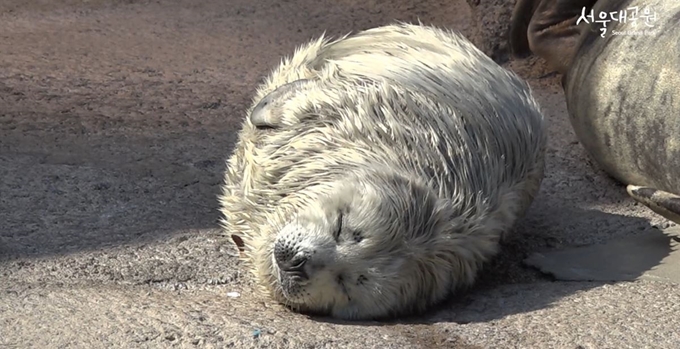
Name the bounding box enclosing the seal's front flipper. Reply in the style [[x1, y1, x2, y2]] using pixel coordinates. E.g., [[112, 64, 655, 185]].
[[250, 79, 311, 129], [627, 185, 680, 225]]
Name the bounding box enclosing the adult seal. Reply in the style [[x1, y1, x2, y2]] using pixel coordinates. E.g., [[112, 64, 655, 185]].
[[564, 0, 680, 224], [511, 0, 680, 224], [219, 23, 547, 320]]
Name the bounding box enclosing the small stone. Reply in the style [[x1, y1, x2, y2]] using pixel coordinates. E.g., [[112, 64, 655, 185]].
[[227, 291, 240, 298]]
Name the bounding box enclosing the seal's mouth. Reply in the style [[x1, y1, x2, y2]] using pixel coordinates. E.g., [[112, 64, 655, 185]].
[[272, 254, 310, 303], [277, 268, 310, 287]]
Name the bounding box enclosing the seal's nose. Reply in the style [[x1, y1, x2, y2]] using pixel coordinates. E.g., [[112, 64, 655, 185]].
[[280, 255, 308, 273], [274, 242, 309, 281]]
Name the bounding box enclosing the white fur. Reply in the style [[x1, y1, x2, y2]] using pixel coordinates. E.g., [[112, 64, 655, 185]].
[[219, 23, 547, 320]]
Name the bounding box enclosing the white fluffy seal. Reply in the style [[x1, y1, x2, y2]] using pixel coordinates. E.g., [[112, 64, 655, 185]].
[[219, 23, 547, 320]]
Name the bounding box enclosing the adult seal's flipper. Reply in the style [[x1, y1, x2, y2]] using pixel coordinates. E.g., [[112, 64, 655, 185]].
[[627, 185, 680, 225], [509, 0, 542, 57], [250, 79, 311, 129], [509, 0, 597, 75]]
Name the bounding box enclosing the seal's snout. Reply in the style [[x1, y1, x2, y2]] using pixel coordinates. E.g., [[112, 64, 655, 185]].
[[274, 241, 310, 281]]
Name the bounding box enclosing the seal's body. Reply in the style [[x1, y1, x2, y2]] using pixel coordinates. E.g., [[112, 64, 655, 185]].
[[564, 0, 680, 223], [219, 23, 547, 320], [511, 0, 680, 224]]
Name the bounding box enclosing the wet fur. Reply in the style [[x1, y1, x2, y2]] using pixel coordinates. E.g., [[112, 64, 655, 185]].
[[219, 23, 547, 320]]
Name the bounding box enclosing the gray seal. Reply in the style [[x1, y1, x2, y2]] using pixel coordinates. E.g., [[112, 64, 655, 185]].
[[511, 0, 680, 224], [565, 0, 680, 223], [219, 23, 547, 320]]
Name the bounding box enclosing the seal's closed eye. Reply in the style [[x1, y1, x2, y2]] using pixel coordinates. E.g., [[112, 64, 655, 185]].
[[250, 79, 311, 129]]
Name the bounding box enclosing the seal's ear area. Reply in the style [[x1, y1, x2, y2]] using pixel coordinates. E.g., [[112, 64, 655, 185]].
[[250, 79, 311, 129], [509, 0, 542, 57], [387, 174, 454, 240], [627, 185, 680, 225], [230, 234, 247, 257]]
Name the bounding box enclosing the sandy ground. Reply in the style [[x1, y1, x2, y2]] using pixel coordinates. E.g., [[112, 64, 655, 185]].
[[1, 0, 679, 348]]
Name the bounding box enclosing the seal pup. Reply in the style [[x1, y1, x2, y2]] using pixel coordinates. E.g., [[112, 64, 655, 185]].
[[219, 23, 547, 320]]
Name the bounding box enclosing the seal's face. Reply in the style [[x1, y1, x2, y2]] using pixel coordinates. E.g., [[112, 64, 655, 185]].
[[266, 171, 476, 320]]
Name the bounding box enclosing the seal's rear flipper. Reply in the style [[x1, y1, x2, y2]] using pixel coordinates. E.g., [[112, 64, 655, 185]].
[[627, 185, 680, 225], [250, 79, 311, 129], [509, 0, 542, 58], [511, 0, 598, 75]]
